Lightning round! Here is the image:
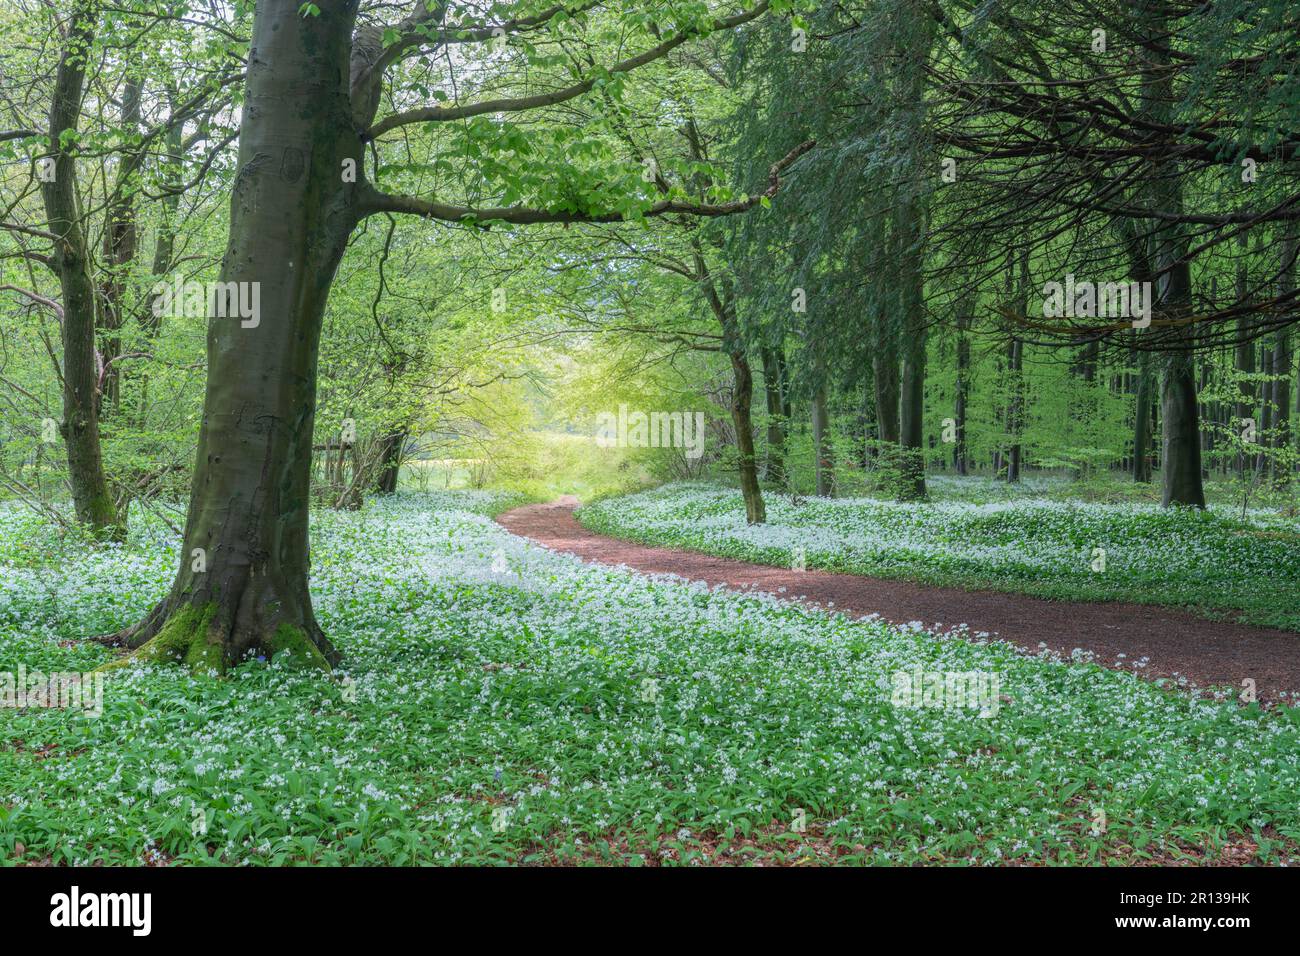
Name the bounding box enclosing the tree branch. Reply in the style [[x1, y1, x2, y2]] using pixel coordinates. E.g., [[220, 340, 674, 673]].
[[361, 138, 814, 224], [366, 1, 771, 138]]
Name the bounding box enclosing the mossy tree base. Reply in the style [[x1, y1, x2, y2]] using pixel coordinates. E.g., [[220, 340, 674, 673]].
[[97, 595, 337, 676]]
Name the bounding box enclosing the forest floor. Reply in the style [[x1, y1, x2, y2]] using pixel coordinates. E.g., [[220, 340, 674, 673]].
[[7, 490, 1300, 865], [499, 496, 1300, 704]]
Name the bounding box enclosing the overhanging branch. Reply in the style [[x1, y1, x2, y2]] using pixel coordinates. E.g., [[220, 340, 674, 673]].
[[361, 139, 815, 224]]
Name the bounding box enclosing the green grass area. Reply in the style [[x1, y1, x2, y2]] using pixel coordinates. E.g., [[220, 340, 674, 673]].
[[2, 489, 1300, 865], [576, 478, 1300, 632]]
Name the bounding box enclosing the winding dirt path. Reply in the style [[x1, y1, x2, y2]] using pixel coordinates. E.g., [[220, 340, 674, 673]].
[[497, 497, 1300, 704]]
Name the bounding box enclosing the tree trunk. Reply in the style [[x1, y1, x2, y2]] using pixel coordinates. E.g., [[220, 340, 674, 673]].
[[811, 381, 834, 497], [954, 305, 970, 475], [730, 351, 766, 523], [135, 119, 184, 429], [1138, 0, 1205, 508], [102, 0, 365, 670], [899, 329, 927, 500], [872, 336, 900, 446], [1272, 229, 1296, 483], [1006, 337, 1024, 482], [760, 346, 787, 487], [1234, 267, 1255, 477], [1133, 350, 1153, 482], [41, 1, 121, 538], [375, 429, 406, 494], [1161, 350, 1205, 507], [99, 75, 142, 416]]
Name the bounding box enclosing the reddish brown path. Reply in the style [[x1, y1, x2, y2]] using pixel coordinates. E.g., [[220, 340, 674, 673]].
[[497, 497, 1300, 704]]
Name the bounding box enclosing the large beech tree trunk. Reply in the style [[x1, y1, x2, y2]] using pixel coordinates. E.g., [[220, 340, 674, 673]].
[[103, 0, 365, 669], [42, 1, 121, 538]]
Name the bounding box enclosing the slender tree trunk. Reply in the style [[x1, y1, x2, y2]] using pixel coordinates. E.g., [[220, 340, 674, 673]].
[[375, 428, 406, 494], [1257, 343, 1274, 475], [41, 1, 121, 538], [1234, 276, 1255, 477], [1133, 350, 1153, 482], [135, 120, 184, 429], [1161, 350, 1205, 506], [760, 346, 787, 487], [954, 305, 970, 475], [872, 331, 900, 446], [811, 381, 834, 497], [1006, 337, 1024, 482], [855, 376, 872, 468], [899, 325, 927, 500], [730, 351, 766, 523], [99, 75, 142, 416], [1272, 229, 1296, 483], [103, 0, 366, 668]]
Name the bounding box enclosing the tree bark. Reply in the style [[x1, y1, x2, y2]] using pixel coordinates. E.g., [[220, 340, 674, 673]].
[[1133, 350, 1153, 482], [375, 428, 406, 494], [811, 381, 834, 497], [954, 305, 970, 475], [41, 1, 121, 538], [102, 0, 366, 669], [1272, 229, 1296, 483], [760, 345, 787, 487], [1138, 0, 1205, 508], [872, 330, 901, 446], [99, 75, 142, 416], [730, 351, 766, 523], [1006, 336, 1024, 482], [1234, 261, 1255, 477]]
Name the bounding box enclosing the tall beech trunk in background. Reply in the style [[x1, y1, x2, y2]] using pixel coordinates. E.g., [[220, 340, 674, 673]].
[[1234, 260, 1255, 476], [693, 247, 765, 524], [892, 1, 932, 502], [375, 428, 406, 494], [41, 1, 121, 537], [1273, 229, 1296, 482], [1257, 342, 1274, 474], [102, 0, 366, 666], [872, 322, 900, 446], [858, 376, 876, 466], [1137, 0, 1205, 509], [1132, 350, 1153, 482], [136, 120, 184, 428], [811, 380, 834, 497], [729, 351, 766, 523], [1161, 348, 1205, 507], [898, 321, 927, 500], [1005, 336, 1024, 482], [99, 75, 142, 415], [760, 346, 787, 486], [953, 305, 970, 475]]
